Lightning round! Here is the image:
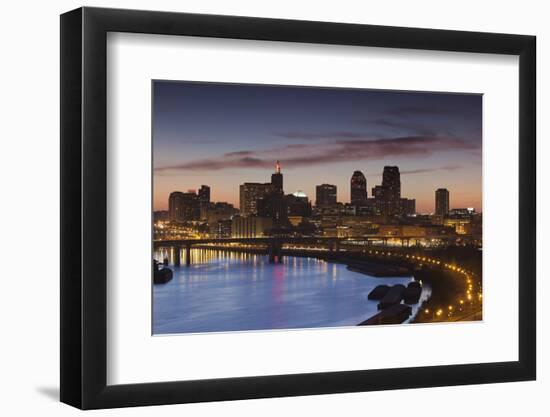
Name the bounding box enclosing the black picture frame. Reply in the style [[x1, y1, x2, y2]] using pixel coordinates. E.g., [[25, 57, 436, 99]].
[[60, 6, 536, 410]]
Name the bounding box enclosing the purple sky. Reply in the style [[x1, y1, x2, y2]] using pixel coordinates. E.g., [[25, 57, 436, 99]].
[[153, 81, 482, 213]]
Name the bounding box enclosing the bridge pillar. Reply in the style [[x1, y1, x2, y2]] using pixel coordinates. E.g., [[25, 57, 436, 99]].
[[268, 241, 283, 263], [268, 242, 275, 263], [174, 247, 181, 267], [185, 244, 192, 266]]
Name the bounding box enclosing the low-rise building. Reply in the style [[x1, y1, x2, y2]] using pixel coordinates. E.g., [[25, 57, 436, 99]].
[[231, 216, 273, 238]]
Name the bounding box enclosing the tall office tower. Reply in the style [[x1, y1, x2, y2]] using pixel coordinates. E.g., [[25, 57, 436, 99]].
[[271, 160, 283, 192], [182, 192, 200, 220], [371, 185, 385, 215], [350, 170, 367, 206], [168, 191, 186, 222], [168, 191, 200, 221], [315, 184, 338, 207], [198, 185, 210, 206], [239, 182, 272, 216], [382, 166, 401, 217], [435, 188, 450, 216], [257, 190, 288, 227]]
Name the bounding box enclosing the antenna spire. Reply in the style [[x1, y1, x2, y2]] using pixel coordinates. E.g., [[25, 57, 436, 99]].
[[276, 160, 281, 174]]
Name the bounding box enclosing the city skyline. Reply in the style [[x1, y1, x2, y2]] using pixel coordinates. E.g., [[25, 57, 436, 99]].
[[161, 164, 468, 223], [153, 81, 482, 213]]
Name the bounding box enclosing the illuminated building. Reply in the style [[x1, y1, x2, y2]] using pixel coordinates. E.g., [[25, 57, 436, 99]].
[[153, 210, 169, 222], [350, 170, 367, 206], [286, 191, 312, 217], [449, 207, 475, 217], [435, 188, 450, 216], [169, 192, 186, 222], [271, 160, 283, 192], [204, 202, 238, 224], [443, 208, 481, 235], [319, 210, 341, 237], [231, 216, 273, 238], [257, 190, 288, 226], [444, 218, 471, 234], [211, 219, 232, 238], [377, 224, 449, 237], [169, 191, 200, 222], [239, 162, 283, 217], [288, 216, 303, 227], [372, 185, 384, 199], [182, 193, 200, 220], [382, 166, 401, 217], [400, 198, 416, 216], [198, 185, 210, 206], [239, 182, 272, 216], [371, 185, 385, 215], [341, 216, 378, 236], [315, 184, 337, 207]]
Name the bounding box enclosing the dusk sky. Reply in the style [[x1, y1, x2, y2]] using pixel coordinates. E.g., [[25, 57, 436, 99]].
[[153, 81, 482, 213]]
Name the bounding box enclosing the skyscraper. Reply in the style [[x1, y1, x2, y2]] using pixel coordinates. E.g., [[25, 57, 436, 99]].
[[271, 160, 283, 192], [435, 188, 450, 216], [239, 182, 273, 216], [168, 191, 186, 222], [168, 191, 200, 222], [350, 170, 367, 206], [315, 184, 337, 207], [371, 185, 385, 215], [239, 163, 283, 218], [382, 166, 401, 217], [198, 185, 210, 206], [257, 190, 288, 226]]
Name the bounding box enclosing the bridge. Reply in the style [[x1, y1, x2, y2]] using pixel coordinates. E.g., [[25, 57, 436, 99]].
[[154, 235, 481, 266]]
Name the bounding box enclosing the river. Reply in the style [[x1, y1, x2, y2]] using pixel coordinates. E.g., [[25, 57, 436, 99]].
[[153, 249, 430, 335]]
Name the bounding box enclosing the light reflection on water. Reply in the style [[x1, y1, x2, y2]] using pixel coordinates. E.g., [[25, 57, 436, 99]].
[[153, 249, 430, 335]]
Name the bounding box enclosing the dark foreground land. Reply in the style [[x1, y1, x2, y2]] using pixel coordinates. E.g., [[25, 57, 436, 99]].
[[342, 245, 483, 324]]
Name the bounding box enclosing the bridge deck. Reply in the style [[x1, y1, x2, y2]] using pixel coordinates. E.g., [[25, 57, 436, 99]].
[[153, 235, 481, 247]]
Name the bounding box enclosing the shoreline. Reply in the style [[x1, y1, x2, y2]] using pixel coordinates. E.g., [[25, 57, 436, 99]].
[[344, 260, 412, 278]]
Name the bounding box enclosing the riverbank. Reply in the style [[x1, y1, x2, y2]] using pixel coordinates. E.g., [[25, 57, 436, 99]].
[[344, 259, 412, 277], [411, 268, 482, 323]]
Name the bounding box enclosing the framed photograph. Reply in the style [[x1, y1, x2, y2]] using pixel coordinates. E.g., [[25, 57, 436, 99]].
[[60, 7, 536, 409]]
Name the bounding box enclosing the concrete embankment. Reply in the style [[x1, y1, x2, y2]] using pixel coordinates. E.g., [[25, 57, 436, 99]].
[[358, 304, 412, 325], [378, 284, 406, 310], [367, 285, 390, 300], [345, 259, 412, 277], [360, 281, 424, 325]]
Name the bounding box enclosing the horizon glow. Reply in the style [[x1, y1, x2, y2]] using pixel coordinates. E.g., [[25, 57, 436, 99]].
[[153, 81, 482, 213]]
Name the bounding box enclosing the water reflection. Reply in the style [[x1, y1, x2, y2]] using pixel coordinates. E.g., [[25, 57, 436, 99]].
[[153, 249, 430, 335]]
